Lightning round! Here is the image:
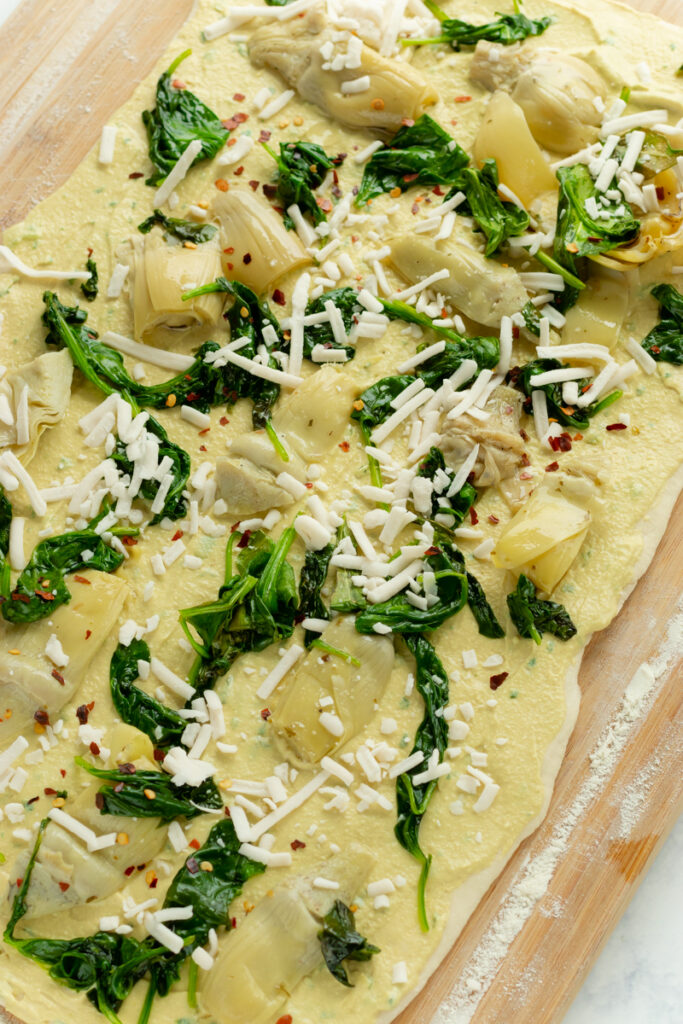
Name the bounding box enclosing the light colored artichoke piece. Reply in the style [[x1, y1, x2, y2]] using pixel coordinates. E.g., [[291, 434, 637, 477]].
[[0, 350, 73, 464], [22, 737, 167, 920], [129, 230, 224, 340], [201, 844, 375, 1024], [470, 43, 606, 155], [215, 432, 305, 515], [215, 455, 296, 515], [272, 366, 356, 461], [0, 570, 127, 745], [562, 273, 629, 351], [249, 10, 437, 134], [388, 236, 528, 329], [212, 189, 310, 293], [493, 488, 591, 593], [442, 385, 526, 488], [271, 617, 394, 767], [473, 91, 556, 206]]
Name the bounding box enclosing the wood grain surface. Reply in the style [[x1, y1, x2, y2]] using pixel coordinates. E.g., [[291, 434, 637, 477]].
[[0, 3, 681, 1024]]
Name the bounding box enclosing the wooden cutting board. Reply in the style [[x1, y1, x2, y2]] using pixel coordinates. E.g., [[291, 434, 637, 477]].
[[0, 2, 681, 1023]]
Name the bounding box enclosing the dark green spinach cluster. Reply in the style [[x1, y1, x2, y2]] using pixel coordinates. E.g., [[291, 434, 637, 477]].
[[137, 209, 217, 244], [263, 140, 342, 228], [509, 358, 622, 430], [507, 574, 577, 644], [641, 284, 683, 364], [404, 1, 552, 50], [318, 900, 380, 986], [142, 50, 228, 186]]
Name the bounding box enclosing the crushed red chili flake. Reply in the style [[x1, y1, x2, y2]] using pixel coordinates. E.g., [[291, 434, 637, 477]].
[[51, 669, 65, 685], [234, 165, 245, 176], [58, 882, 70, 892], [490, 671, 509, 691], [223, 246, 235, 255], [186, 857, 200, 875], [317, 196, 333, 213], [276, 1016, 293, 1024], [34, 709, 50, 727], [401, 117, 415, 127], [95, 792, 105, 809], [237, 529, 252, 549], [545, 461, 560, 472], [172, 529, 184, 542], [153, 748, 165, 762], [76, 704, 90, 724], [512, 325, 520, 340], [26, 796, 40, 805], [260, 708, 271, 721], [338, 440, 350, 452], [290, 839, 306, 851], [219, 415, 230, 426], [248, 180, 259, 191], [402, 172, 420, 184], [424, 545, 440, 556], [113, 782, 125, 794], [128, 171, 144, 179], [124, 866, 136, 876], [230, 916, 237, 929], [411, 202, 420, 215], [656, 185, 665, 200], [454, 94, 472, 102], [272, 288, 286, 306], [215, 178, 229, 192], [34, 589, 55, 601], [121, 535, 138, 546], [606, 422, 628, 431], [549, 433, 572, 452], [73, 574, 91, 585], [305, 481, 313, 489], [243, 252, 253, 264], [469, 507, 479, 525], [262, 182, 278, 199], [432, 185, 444, 196], [488, 514, 499, 525], [85, 629, 92, 640], [89, 742, 100, 757], [233, 92, 245, 102], [258, 129, 271, 142]]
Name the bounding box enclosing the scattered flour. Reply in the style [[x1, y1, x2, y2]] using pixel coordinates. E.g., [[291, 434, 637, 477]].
[[432, 603, 683, 1024]]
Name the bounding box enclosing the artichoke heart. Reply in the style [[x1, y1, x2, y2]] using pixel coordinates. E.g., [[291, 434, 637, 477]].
[[249, 10, 438, 134], [200, 845, 375, 1024], [271, 617, 394, 767], [493, 487, 591, 593], [0, 350, 73, 464], [19, 732, 167, 921], [215, 433, 306, 515], [562, 273, 629, 350], [388, 235, 528, 329], [470, 43, 606, 155], [0, 570, 127, 745], [442, 385, 526, 489], [272, 366, 357, 461], [212, 189, 310, 293], [473, 91, 556, 207], [129, 229, 223, 341]]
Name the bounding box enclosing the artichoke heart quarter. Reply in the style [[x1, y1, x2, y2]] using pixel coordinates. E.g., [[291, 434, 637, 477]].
[[130, 230, 223, 340], [249, 10, 438, 134], [0, 570, 127, 744], [493, 488, 591, 594], [212, 189, 310, 293], [271, 617, 394, 767], [0, 350, 73, 464], [200, 845, 375, 1024]]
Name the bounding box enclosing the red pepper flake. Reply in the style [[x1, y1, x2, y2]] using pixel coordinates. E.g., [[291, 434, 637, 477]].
[[290, 839, 306, 851], [128, 171, 144, 179], [34, 589, 54, 601], [85, 629, 92, 640], [124, 866, 136, 876], [248, 179, 259, 191], [215, 178, 230, 192], [153, 748, 165, 762], [171, 78, 186, 90], [549, 433, 572, 452], [573, 432, 584, 441], [243, 252, 253, 264], [272, 288, 286, 306], [96, 792, 105, 809], [411, 202, 420, 215], [338, 440, 350, 452], [469, 507, 479, 525], [186, 857, 200, 875], [402, 172, 420, 184], [199, 444, 208, 452], [520, 450, 531, 465], [606, 422, 628, 431], [33, 709, 50, 727], [317, 196, 333, 213], [89, 742, 100, 757], [260, 708, 271, 721], [87, 247, 94, 258], [424, 545, 440, 556], [60, 769, 66, 778], [512, 325, 520, 340], [545, 461, 559, 472], [15, 879, 23, 888], [650, 344, 661, 355], [121, 535, 137, 546], [233, 92, 245, 102], [234, 112, 249, 124], [258, 129, 271, 142], [401, 117, 415, 128], [656, 185, 665, 200], [305, 481, 313, 489], [51, 669, 65, 686], [172, 529, 184, 542], [76, 704, 90, 724], [189, 839, 201, 851], [237, 529, 252, 549], [488, 514, 499, 525], [44, 788, 58, 796], [276, 1016, 293, 1024], [454, 94, 472, 103], [432, 185, 444, 196], [58, 882, 70, 892], [119, 763, 136, 775], [26, 795, 40, 805], [490, 671, 509, 691], [230, 916, 237, 929], [73, 574, 91, 585]]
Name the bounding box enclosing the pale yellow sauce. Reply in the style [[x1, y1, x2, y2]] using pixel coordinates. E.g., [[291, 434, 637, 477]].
[[0, 1, 682, 1023]]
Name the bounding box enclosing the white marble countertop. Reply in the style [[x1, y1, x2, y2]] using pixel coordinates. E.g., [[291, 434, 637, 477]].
[[0, 0, 681, 1020]]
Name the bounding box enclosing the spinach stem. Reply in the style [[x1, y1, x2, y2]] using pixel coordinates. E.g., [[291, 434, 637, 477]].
[[265, 419, 290, 462], [187, 958, 199, 1009], [137, 977, 157, 1024]]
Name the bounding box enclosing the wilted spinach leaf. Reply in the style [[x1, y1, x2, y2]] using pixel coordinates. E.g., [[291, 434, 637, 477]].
[[641, 283, 683, 364], [137, 209, 217, 244], [507, 574, 577, 644], [318, 900, 380, 987]]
